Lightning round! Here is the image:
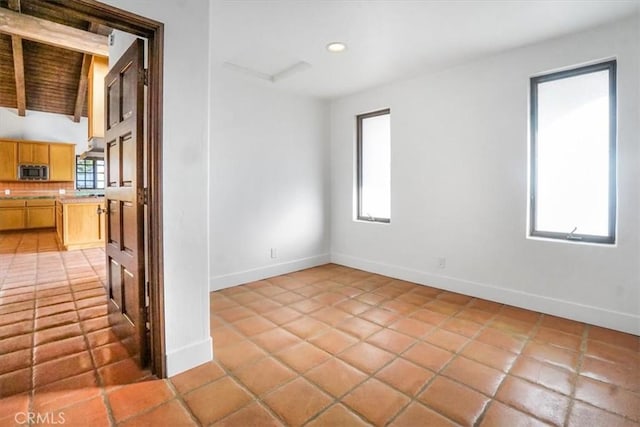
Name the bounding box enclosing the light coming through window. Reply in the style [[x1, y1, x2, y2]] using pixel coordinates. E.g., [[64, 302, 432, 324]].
[[357, 109, 390, 223], [530, 60, 616, 244]]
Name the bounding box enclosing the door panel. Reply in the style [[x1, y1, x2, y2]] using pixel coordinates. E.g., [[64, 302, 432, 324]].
[[107, 78, 120, 128], [109, 259, 123, 309], [106, 139, 119, 186], [104, 38, 148, 367], [121, 135, 135, 186], [124, 270, 138, 322], [107, 200, 120, 245], [122, 202, 136, 254]]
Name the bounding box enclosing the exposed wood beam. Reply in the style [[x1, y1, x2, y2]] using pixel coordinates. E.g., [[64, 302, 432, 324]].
[[11, 36, 25, 116], [0, 7, 108, 57], [7, 0, 24, 116], [7, 0, 20, 12], [73, 23, 100, 123], [73, 53, 91, 122]]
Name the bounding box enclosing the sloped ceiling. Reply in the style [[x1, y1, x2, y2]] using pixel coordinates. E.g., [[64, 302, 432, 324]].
[[0, 0, 110, 117]]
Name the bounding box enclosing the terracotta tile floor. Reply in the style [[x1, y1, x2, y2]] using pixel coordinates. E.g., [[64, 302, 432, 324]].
[[1, 231, 640, 426]]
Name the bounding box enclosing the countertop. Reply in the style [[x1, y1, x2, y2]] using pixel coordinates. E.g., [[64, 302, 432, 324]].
[[0, 195, 57, 200], [0, 195, 104, 203], [58, 196, 104, 204]]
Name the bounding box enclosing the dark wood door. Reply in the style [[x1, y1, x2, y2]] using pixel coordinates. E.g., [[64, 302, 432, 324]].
[[104, 39, 148, 367]]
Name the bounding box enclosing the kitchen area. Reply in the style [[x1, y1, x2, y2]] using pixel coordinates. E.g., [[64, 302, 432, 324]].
[[0, 138, 105, 250], [0, 50, 109, 251]]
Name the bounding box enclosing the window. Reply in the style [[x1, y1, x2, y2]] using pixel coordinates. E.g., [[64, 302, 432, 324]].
[[76, 157, 105, 190], [530, 60, 616, 244], [357, 109, 391, 223]]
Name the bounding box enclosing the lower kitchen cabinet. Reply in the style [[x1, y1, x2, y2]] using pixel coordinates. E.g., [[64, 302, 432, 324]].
[[0, 200, 26, 231], [0, 199, 55, 231], [56, 199, 105, 250], [26, 200, 55, 229]]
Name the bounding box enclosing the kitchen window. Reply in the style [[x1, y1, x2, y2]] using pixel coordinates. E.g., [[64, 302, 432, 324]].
[[529, 60, 616, 244], [76, 157, 105, 190], [357, 109, 391, 223]]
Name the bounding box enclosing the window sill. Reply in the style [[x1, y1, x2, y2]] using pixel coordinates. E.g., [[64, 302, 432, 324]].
[[526, 235, 616, 247], [354, 218, 390, 225]]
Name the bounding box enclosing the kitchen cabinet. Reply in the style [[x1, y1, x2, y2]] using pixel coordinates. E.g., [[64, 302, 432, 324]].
[[0, 140, 75, 182], [0, 199, 56, 231], [18, 142, 49, 165], [49, 144, 75, 182], [0, 199, 26, 231], [88, 56, 108, 140], [56, 198, 105, 250], [0, 140, 17, 181], [26, 199, 55, 229]]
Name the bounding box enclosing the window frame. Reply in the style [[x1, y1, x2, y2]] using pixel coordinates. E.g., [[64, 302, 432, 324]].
[[357, 108, 391, 223], [75, 156, 105, 190], [529, 60, 617, 244]]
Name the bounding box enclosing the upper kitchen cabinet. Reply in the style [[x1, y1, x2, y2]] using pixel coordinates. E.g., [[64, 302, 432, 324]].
[[88, 56, 108, 140], [18, 142, 49, 165], [0, 140, 18, 181], [49, 144, 75, 182]]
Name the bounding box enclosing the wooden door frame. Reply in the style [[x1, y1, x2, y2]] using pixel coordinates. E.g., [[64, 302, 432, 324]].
[[57, 0, 166, 377]]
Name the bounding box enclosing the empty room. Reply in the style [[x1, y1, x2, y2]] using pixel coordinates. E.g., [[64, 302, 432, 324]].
[[0, 0, 638, 426]]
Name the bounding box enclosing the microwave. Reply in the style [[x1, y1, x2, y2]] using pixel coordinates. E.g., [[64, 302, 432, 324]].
[[19, 164, 49, 181]]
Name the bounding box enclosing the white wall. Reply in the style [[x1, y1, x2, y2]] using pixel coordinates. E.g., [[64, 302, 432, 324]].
[[0, 108, 88, 154], [330, 16, 640, 334], [209, 67, 330, 289], [101, 0, 212, 375], [108, 29, 137, 68]]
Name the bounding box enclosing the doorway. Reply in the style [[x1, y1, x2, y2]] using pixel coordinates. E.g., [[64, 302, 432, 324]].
[[58, 0, 166, 378], [0, 0, 165, 385]]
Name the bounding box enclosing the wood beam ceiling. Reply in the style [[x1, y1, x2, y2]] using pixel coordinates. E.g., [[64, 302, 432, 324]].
[[0, 7, 108, 57], [8, 0, 25, 116]]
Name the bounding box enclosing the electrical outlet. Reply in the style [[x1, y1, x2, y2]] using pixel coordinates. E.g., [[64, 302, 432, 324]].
[[4, 189, 9, 195], [59, 189, 66, 195], [437, 257, 446, 269], [270, 248, 277, 259]]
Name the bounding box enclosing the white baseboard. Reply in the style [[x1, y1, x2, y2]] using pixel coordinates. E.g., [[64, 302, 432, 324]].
[[331, 252, 640, 336], [209, 254, 331, 291], [165, 337, 213, 377]]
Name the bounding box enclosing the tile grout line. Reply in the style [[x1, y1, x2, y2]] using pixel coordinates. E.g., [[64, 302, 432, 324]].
[[480, 313, 550, 427], [201, 268, 640, 422], [366, 300, 474, 426], [219, 279, 478, 426], [25, 232, 36, 427], [279, 272, 388, 427], [161, 380, 207, 427], [307, 276, 476, 425], [213, 272, 370, 426], [64, 246, 117, 427], [386, 299, 500, 427], [219, 279, 466, 425], [469, 306, 541, 427], [113, 379, 202, 426], [562, 324, 590, 427]]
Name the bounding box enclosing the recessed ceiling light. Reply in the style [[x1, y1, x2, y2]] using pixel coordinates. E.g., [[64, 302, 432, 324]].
[[326, 42, 347, 53]]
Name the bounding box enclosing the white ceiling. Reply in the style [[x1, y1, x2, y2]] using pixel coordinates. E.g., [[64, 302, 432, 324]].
[[211, 0, 640, 99]]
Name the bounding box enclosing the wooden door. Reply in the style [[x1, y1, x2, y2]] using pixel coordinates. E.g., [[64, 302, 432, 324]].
[[104, 39, 148, 367]]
